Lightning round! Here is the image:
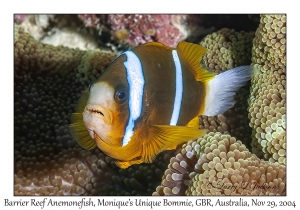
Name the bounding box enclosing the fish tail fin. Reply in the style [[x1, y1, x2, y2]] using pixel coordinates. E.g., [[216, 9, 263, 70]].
[[200, 66, 253, 116]]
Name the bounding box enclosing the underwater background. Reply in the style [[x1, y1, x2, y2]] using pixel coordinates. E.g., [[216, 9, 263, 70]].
[[14, 14, 286, 195]]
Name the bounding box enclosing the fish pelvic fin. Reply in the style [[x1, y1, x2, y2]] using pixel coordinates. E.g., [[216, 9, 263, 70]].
[[115, 159, 144, 169], [187, 116, 200, 129], [200, 66, 253, 116], [69, 89, 97, 150], [143, 125, 207, 163], [177, 41, 216, 82]]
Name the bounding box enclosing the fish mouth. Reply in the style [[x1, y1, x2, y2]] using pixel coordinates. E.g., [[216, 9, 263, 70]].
[[85, 106, 113, 125], [87, 108, 104, 117]]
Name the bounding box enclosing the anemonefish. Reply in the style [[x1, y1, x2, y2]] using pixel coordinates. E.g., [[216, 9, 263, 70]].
[[70, 41, 252, 169]]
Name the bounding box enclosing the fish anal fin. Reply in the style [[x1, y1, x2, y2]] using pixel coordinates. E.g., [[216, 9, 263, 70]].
[[187, 116, 200, 128], [177, 41, 216, 82], [142, 125, 207, 163]]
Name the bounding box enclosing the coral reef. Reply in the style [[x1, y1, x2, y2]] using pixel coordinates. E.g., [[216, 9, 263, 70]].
[[248, 14, 286, 164], [197, 28, 254, 148], [14, 14, 27, 24], [248, 70, 286, 163], [14, 25, 86, 74], [153, 132, 286, 196], [200, 28, 255, 73], [108, 14, 203, 48], [18, 14, 260, 52], [251, 14, 286, 73], [78, 14, 101, 28], [15, 145, 172, 195], [19, 15, 99, 50]]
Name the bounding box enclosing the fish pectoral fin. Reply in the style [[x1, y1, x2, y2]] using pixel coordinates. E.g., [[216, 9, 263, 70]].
[[115, 158, 144, 169], [70, 121, 97, 150], [164, 145, 178, 150], [142, 125, 207, 163], [177, 41, 216, 82], [75, 88, 89, 111], [69, 88, 96, 150], [187, 116, 200, 128]]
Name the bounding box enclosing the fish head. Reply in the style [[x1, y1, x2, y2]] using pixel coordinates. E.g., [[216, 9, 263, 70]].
[[83, 55, 130, 149]]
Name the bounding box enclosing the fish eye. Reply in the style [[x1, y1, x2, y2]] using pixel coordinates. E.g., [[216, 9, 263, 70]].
[[115, 87, 128, 104]]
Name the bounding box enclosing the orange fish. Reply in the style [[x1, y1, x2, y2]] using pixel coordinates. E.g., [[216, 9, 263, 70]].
[[70, 41, 252, 168]]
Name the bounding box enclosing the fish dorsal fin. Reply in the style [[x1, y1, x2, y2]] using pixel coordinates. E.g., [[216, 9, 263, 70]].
[[142, 125, 206, 163], [177, 41, 216, 82], [187, 116, 200, 128], [141, 42, 173, 50], [70, 89, 97, 150]]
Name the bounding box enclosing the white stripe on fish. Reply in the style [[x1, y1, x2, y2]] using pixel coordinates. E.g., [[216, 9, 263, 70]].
[[169, 50, 183, 126], [122, 51, 145, 146]]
